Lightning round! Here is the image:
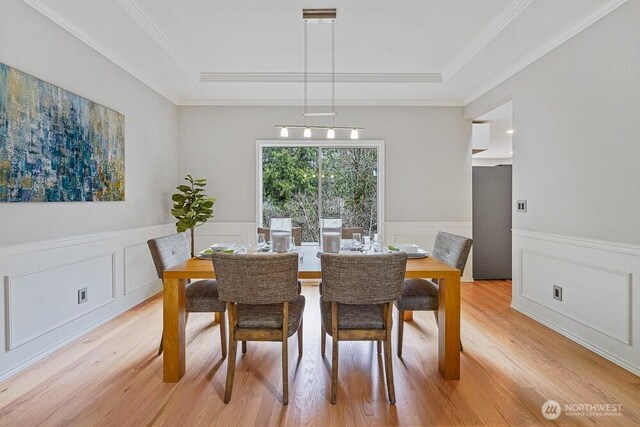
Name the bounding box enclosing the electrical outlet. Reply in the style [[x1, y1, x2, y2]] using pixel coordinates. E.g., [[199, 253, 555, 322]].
[[516, 200, 527, 212], [78, 288, 88, 304], [553, 285, 562, 302]]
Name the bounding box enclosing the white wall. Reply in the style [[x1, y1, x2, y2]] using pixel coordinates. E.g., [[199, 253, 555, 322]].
[[178, 105, 474, 279], [465, 0, 640, 374], [0, 0, 177, 379]]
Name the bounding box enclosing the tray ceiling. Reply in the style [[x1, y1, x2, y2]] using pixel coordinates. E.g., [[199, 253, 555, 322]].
[[22, 0, 627, 105]]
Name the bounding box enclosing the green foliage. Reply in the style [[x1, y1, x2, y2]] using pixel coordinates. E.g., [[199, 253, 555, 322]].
[[171, 175, 216, 233], [262, 147, 317, 203]]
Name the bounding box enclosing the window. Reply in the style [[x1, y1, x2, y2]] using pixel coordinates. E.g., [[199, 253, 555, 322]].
[[257, 140, 384, 242]]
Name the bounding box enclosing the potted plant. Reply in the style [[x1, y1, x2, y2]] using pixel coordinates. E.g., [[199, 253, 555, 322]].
[[171, 175, 216, 257]]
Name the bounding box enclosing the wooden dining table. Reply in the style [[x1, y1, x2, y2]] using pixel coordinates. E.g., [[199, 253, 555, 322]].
[[162, 245, 461, 383]]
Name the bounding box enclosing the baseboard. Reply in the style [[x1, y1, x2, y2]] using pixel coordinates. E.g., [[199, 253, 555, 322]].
[[511, 303, 640, 377]]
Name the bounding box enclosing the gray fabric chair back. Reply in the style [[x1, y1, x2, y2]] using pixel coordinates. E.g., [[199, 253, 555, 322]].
[[212, 253, 299, 304], [432, 232, 473, 273], [321, 253, 407, 304], [147, 233, 190, 279], [342, 227, 365, 239], [257, 227, 303, 245]]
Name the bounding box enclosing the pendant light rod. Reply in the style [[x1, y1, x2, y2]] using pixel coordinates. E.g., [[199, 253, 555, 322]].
[[332, 18, 336, 129], [303, 19, 308, 124]]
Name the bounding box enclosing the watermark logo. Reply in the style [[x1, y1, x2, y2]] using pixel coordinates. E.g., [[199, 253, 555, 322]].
[[542, 400, 561, 420], [541, 400, 623, 419]]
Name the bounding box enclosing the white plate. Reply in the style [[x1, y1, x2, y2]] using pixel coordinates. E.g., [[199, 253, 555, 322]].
[[197, 251, 213, 259], [395, 243, 420, 254], [406, 248, 429, 259], [209, 243, 234, 252]]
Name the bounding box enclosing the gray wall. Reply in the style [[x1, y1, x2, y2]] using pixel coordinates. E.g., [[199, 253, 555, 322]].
[[0, 0, 178, 245], [465, 0, 640, 245], [178, 106, 472, 224]]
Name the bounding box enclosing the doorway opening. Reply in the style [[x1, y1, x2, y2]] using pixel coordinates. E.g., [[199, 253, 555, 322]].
[[471, 101, 513, 280]]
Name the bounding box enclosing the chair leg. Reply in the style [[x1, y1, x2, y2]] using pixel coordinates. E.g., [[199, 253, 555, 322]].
[[224, 340, 237, 403], [224, 304, 237, 404], [282, 301, 289, 406], [298, 318, 303, 355], [157, 330, 164, 356], [242, 341, 247, 354], [219, 312, 227, 359], [377, 341, 382, 354], [331, 302, 339, 404], [384, 303, 396, 404], [433, 310, 463, 352], [321, 323, 326, 355], [397, 309, 404, 357], [384, 337, 396, 404]]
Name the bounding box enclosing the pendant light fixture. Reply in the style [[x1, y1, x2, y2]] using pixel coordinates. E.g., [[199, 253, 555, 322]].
[[275, 9, 362, 139]]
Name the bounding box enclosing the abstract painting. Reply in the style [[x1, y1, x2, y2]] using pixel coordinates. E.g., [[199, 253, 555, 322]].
[[0, 62, 125, 202]]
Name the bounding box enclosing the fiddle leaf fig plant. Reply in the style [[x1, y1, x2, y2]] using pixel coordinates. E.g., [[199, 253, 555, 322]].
[[171, 175, 216, 257]]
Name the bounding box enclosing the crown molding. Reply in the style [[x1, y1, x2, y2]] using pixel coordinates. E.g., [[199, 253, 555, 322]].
[[442, 0, 534, 82], [199, 72, 443, 83], [176, 98, 463, 107], [463, 0, 628, 105], [20, 0, 177, 104], [115, 0, 194, 78]]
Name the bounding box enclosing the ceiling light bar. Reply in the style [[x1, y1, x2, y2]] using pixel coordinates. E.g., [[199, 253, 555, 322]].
[[276, 125, 363, 131], [303, 112, 336, 117]]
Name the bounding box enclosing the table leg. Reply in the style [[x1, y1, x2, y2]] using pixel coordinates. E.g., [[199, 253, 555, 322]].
[[403, 311, 413, 321], [438, 276, 460, 380], [163, 278, 187, 382]]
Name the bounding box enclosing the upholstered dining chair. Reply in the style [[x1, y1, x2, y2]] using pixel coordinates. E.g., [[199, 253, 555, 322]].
[[394, 231, 473, 357], [257, 226, 303, 246], [320, 252, 407, 404], [147, 233, 227, 358], [212, 252, 305, 405], [341, 227, 364, 239]]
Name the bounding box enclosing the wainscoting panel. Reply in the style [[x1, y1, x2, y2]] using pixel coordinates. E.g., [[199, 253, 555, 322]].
[[512, 229, 640, 375], [124, 243, 159, 295], [519, 249, 630, 344], [385, 222, 473, 281], [0, 223, 173, 381], [7, 253, 116, 350]]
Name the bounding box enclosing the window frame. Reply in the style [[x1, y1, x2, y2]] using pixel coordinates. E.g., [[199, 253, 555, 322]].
[[256, 139, 385, 241]]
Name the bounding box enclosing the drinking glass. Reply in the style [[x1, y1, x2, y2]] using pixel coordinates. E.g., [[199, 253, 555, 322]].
[[374, 235, 384, 253], [362, 235, 371, 252], [257, 233, 266, 251], [352, 233, 362, 250]]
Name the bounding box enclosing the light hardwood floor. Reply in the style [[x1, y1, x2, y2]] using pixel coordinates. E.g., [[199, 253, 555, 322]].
[[1, 281, 639, 426]]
